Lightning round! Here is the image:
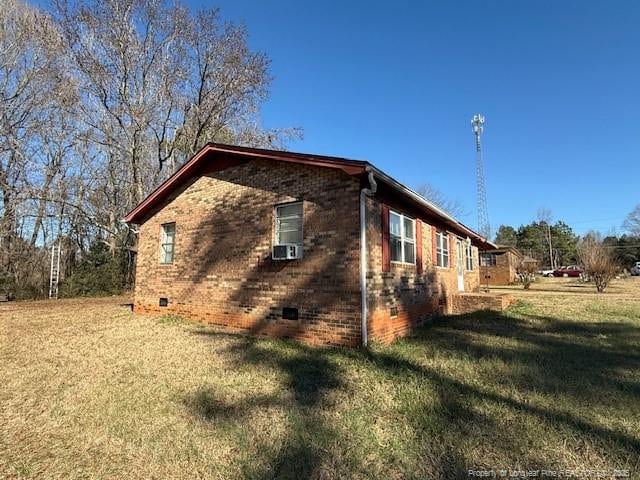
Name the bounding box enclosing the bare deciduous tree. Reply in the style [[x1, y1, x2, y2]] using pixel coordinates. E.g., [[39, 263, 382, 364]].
[[52, 0, 300, 247], [1, 0, 300, 298], [623, 204, 640, 237], [0, 0, 73, 295], [578, 235, 617, 293], [54, 0, 190, 209], [415, 183, 467, 218]]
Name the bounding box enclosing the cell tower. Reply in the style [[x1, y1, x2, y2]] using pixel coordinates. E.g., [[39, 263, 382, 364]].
[[471, 114, 491, 239]]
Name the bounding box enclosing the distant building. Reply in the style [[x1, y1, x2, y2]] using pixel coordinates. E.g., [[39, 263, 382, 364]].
[[479, 247, 530, 285]]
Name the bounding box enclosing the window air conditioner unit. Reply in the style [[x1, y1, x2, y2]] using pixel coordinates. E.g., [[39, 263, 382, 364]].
[[272, 244, 302, 260]]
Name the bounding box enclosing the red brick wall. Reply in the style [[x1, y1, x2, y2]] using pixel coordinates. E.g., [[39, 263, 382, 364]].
[[364, 196, 481, 344], [134, 159, 362, 347], [133, 156, 487, 347], [447, 292, 514, 314]]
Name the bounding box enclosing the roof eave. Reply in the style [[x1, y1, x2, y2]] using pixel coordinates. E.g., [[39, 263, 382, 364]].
[[124, 144, 213, 223], [123, 143, 497, 250], [367, 165, 496, 249], [124, 143, 369, 224]]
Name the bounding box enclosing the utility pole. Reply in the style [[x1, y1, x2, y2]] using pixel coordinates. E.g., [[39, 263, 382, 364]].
[[547, 223, 554, 269], [472, 114, 491, 239]]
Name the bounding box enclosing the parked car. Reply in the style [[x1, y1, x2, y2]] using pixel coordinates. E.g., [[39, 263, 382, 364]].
[[0, 292, 13, 302], [539, 269, 555, 277], [631, 262, 640, 276], [553, 265, 583, 277]]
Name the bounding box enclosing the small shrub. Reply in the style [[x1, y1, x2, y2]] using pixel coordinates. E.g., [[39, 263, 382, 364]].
[[60, 242, 127, 297], [517, 260, 537, 290]]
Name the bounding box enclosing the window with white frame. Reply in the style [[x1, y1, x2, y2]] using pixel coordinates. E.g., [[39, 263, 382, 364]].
[[466, 243, 474, 271], [275, 202, 303, 245], [436, 230, 449, 268], [480, 252, 497, 267], [160, 222, 176, 264], [390, 210, 416, 264]]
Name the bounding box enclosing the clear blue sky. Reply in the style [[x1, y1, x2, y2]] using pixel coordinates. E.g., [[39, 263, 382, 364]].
[[198, 2, 636, 235], [184, 0, 640, 237]]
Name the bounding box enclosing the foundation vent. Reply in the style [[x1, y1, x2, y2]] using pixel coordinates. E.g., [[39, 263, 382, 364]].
[[282, 307, 299, 320]]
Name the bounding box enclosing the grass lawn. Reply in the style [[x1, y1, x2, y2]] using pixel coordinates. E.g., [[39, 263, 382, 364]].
[[1, 278, 639, 479]]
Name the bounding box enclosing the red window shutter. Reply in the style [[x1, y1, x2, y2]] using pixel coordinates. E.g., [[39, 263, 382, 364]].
[[432, 226, 437, 266], [449, 233, 455, 268], [381, 204, 390, 272], [416, 219, 423, 274]]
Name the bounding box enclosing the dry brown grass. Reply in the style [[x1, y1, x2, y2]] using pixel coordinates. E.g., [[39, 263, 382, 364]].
[[1, 279, 639, 479], [492, 276, 640, 320], [1, 297, 264, 478], [493, 275, 639, 296]]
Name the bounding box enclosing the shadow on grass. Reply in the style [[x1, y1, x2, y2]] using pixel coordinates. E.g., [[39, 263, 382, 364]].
[[184, 334, 345, 479], [359, 344, 640, 454], [503, 286, 616, 294], [182, 307, 640, 478]]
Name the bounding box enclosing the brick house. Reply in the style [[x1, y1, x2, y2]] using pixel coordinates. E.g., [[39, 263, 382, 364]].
[[125, 143, 507, 347], [479, 246, 524, 285]]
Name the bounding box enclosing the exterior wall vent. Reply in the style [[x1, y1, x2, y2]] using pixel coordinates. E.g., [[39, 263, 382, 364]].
[[272, 244, 302, 260], [282, 307, 299, 320]]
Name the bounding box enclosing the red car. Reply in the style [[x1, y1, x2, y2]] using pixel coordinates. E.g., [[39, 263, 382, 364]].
[[553, 265, 583, 277]]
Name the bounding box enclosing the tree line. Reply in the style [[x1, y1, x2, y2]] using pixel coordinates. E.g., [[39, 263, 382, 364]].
[[494, 221, 579, 268], [2, 0, 636, 299], [494, 205, 640, 270], [0, 0, 299, 299]]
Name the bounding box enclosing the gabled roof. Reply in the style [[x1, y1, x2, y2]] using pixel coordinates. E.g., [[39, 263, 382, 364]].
[[487, 245, 523, 256], [124, 143, 496, 249]]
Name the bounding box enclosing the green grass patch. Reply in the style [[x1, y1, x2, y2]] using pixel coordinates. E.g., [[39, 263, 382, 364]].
[[157, 313, 185, 325]]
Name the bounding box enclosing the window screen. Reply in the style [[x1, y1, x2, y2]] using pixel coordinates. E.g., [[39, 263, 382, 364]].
[[480, 253, 497, 267], [275, 202, 303, 245], [466, 243, 474, 270], [160, 223, 175, 264], [390, 210, 415, 264], [436, 230, 449, 268]]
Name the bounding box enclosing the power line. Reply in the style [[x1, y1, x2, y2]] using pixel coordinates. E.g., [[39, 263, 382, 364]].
[[566, 216, 627, 225]]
